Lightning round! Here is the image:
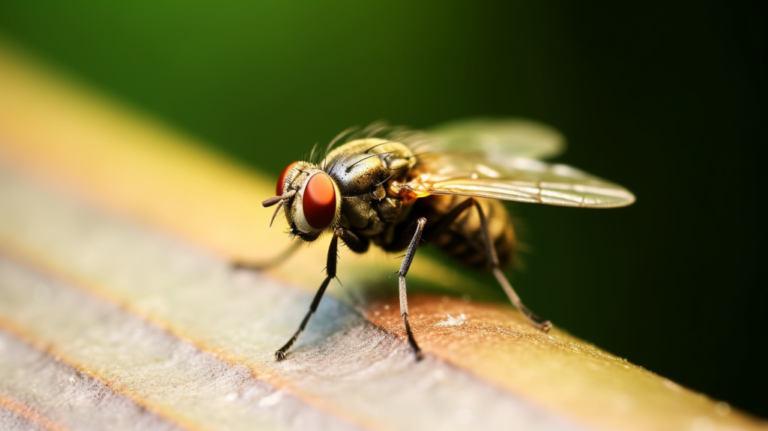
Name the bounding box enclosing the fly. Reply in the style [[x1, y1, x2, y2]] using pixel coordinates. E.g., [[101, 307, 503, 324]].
[[243, 119, 635, 361]]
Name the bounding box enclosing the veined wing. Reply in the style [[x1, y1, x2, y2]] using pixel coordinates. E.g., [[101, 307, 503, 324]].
[[426, 118, 566, 160], [404, 152, 635, 208]]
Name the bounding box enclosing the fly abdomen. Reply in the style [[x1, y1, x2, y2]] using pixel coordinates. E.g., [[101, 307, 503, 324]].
[[415, 195, 515, 269]]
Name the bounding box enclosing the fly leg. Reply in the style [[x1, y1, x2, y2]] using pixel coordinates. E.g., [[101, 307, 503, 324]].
[[472, 200, 552, 332], [336, 227, 370, 254], [275, 234, 339, 360], [232, 240, 302, 271], [421, 197, 551, 332], [398, 218, 427, 361]]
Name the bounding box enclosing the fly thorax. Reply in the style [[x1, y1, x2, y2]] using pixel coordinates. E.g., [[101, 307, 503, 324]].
[[327, 153, 389, 196]]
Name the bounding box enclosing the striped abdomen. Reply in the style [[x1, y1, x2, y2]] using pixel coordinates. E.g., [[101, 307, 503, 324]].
[[414, 195, 515, 269]]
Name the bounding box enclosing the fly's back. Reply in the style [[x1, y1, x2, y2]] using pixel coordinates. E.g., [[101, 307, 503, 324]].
[[324, 139, 416, 236]]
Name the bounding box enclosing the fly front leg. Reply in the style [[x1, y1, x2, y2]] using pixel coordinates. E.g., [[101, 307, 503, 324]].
[[399, 217, 427, 361], [472, 200, 552, 332], [275, 233, 339, 361]]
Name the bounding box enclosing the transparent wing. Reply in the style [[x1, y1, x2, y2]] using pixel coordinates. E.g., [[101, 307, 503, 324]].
[[405, 152, 635, 208], [426, 118, 566, 160]]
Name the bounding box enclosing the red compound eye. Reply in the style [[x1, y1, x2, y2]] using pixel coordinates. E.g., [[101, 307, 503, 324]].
[[303, 172, 337, 229], [276, 162, 298, 196]]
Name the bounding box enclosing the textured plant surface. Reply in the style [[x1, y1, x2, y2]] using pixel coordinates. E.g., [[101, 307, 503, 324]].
[[0, 40, 764, 431]]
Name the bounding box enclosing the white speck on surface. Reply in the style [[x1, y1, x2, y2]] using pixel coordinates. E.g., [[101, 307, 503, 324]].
[[433, 369, 445, 381], [438, 314, 467, 326], [258, 390, 284, 408]]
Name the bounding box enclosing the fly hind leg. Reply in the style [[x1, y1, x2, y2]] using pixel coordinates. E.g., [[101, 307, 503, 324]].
[[423, 197, 552, 332], [472, 200, 552, 332]]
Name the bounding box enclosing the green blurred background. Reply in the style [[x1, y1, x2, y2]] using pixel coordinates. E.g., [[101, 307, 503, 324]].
[[1, 0, 765, 418]]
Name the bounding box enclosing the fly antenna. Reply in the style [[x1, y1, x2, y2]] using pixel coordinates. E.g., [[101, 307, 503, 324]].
[[269, 201, 285, 227], [262, 196, 283, 207], [262, 190, 296, 207]]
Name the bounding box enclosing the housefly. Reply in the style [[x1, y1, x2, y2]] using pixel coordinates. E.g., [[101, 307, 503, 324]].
[[250, 118, 635, 361]]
